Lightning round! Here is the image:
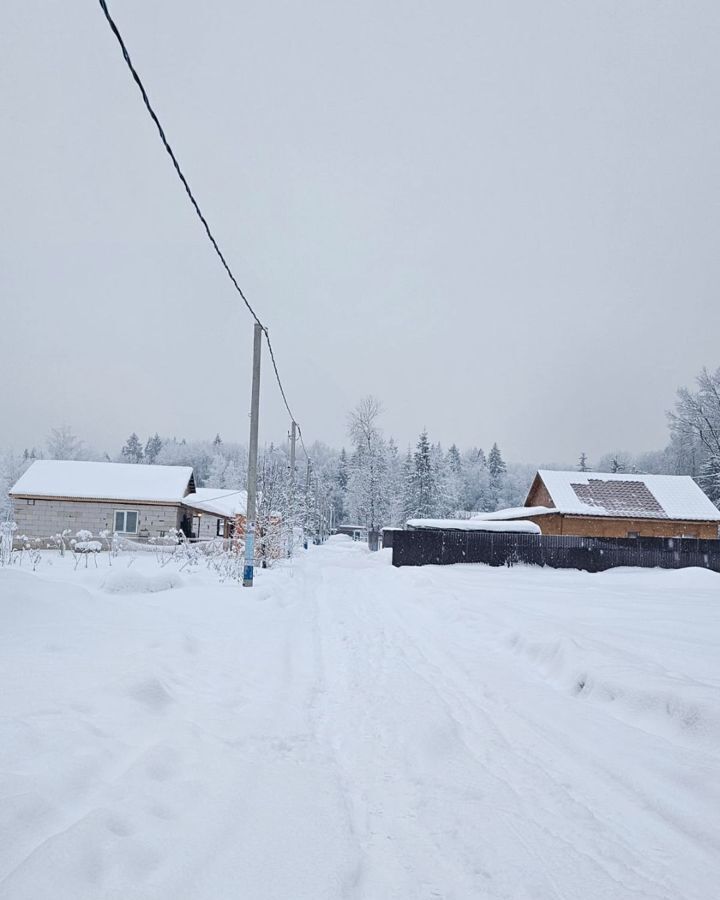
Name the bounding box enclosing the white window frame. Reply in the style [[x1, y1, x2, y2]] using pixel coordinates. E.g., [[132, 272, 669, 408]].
[[114, 510, 139, 534]]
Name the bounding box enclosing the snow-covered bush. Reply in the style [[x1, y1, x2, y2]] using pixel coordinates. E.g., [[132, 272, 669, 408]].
[[51, 529, 73, 557]]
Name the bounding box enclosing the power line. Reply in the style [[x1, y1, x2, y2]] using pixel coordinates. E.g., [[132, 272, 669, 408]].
[[296, 423, 310, 460], [96, 0, 304, 436]]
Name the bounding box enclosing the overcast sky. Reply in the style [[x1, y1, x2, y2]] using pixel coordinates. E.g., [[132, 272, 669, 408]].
[[2, 1, 719, 463]]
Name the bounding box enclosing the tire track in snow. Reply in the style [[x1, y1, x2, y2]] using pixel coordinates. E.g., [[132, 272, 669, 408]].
[[375, 571, 716, 900]]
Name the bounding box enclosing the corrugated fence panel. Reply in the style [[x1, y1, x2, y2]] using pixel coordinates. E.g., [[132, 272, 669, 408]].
[[392, 529, 720, 572]]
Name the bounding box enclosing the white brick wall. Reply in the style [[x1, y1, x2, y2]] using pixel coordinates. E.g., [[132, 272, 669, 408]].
[[12, 498, 184, 542]]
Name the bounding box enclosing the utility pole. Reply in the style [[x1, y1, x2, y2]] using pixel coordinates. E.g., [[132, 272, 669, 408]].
[[243, 322, 262, 587], [288, 421, 297, 558]]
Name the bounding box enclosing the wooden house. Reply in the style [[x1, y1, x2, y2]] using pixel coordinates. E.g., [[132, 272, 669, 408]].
[[480, 470, 720, 539]]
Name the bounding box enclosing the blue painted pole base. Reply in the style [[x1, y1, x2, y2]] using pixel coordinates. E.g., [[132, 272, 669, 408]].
[[243, 527, 255, 587]]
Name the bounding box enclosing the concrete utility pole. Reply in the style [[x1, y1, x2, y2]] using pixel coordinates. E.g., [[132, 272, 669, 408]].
[[287, 421, 297, 558], [243, 322, 262, 587]]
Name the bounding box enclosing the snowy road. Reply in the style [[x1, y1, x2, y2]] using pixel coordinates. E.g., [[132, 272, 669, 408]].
[[1, 539, 719, 899]]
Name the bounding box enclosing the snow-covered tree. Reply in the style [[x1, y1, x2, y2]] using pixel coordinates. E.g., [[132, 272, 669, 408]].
[[488, 443, 506, 480], [440, 445, 462, 516], [403, 431, 439, 519], [487, 443, 507, 510], [333, 448, 349, 524], [121, 433, 144, 464], [385, 439, 405, 526], [669, 366, 720, 504], [0, 450, 32, 521], [447, 444, 462, 476], [345, 396, 388, 529], [458, 448, 491, 512], [46, 425, 84, 460], [222, 456, 246, 490], [578, 452, 589, 472], [206, 453, 227, 488], [144, 433, 163, 464], [256, 444, 290, 563]]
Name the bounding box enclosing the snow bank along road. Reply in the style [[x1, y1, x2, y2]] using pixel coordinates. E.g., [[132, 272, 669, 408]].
[[1, 539, 719, 899]]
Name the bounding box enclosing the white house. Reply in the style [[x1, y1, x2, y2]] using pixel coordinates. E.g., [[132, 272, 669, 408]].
[[8, 459, 242, 542]]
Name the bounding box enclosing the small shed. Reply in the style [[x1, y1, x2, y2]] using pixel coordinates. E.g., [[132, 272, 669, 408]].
[[182, 488, 248, 540], [334, 525, 368, 541]]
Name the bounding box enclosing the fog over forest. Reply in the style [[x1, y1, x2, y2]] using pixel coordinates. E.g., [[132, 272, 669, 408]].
[[4, 365, 719, 531]]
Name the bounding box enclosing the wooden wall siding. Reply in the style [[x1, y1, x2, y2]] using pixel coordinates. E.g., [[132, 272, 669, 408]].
[[526, 478, 554, 509], [526, 513, 718, 540], [12, 498, 184, 541]]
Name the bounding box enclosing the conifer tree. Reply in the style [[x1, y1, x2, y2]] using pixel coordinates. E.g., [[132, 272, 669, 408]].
[[385, 439, 404, 526], [121, 433, 144, 464], [404, 430, 436, 519], [145, 433, 163, 464], [488, 443, 506, 479], [333, 449, 349, 523], [487, 443, 506, 511], [447, 444, 462, 475], [578, 452, 589, 472]]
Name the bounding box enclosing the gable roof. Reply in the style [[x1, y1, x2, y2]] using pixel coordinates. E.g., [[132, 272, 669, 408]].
[[182, 488, 248, 519], [530, 470, 720, 522], [10, 460, 194, 504]]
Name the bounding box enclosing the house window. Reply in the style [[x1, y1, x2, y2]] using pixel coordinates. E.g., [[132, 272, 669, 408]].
[[114, 510, 139, 534], [26, 499, 36, 505], [627, 531, 640, 539], [216, 518, 225, 537]]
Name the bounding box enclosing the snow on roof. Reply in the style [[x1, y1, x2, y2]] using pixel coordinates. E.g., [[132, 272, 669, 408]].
[[9, 460, 194, 504], [406, 518, 541, 534], [534, 470, 720, 522], [471, 506, 557, 521], [182, 488, 248, 518]]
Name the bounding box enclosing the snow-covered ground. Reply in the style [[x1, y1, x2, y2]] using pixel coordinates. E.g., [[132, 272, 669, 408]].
[[1, 538, 719, 899]]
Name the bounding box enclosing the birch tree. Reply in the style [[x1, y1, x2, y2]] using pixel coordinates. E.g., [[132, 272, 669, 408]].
[[669, 366, 720, 503], [346, 396, 388, 529]]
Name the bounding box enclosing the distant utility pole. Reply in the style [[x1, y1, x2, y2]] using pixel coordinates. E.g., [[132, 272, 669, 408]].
[[243, 323, 262, 587], [288, 421, 297, 558]]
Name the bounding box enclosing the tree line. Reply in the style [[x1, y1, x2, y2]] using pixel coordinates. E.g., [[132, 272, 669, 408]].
[[3, 364, 720, 527]]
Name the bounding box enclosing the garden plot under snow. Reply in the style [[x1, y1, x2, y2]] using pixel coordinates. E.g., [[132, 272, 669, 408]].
[[1, 538, 719, 899]]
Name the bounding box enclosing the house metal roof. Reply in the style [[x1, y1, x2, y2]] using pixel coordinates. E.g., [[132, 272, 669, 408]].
[[182, 488, 248, 519], [531, 470, 720, 522], [9, 460, 194, 504]]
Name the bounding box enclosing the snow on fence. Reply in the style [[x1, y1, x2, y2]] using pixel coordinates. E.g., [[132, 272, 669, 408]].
[[392, 528, 720, 573]]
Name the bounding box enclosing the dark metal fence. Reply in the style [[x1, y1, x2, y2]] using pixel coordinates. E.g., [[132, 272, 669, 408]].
[[392, 529, 720, 573]]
